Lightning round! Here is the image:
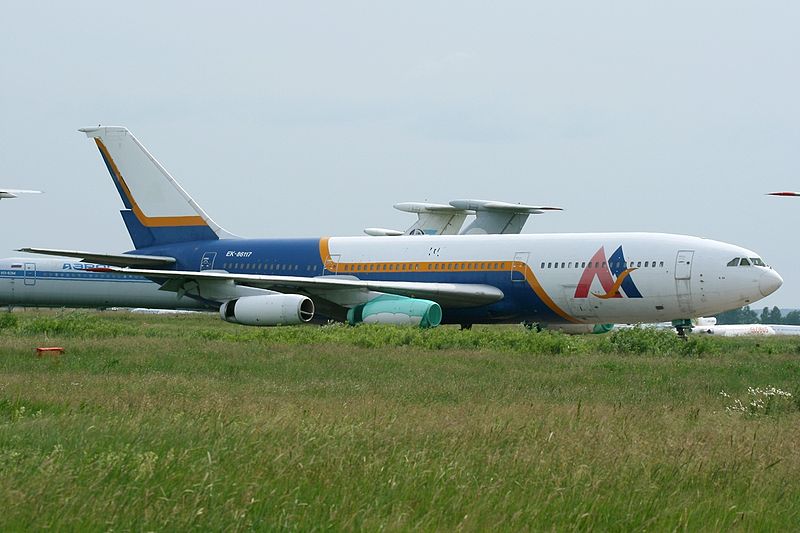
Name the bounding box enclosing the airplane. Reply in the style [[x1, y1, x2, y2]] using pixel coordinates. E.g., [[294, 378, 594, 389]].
[[18, 126, 783, 333], [768, 192, 800, 197], [365, 200, 561, 236], [0, 188, 41, 200], [695, 317, 800, 336], [0, 256, 211, 310]]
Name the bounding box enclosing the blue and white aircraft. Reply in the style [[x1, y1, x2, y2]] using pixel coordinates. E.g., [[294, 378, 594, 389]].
[[0, 256, 210, 311], [18, 126, 783, 332]]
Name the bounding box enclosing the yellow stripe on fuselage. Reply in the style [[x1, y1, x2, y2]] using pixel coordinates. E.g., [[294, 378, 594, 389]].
[[317, 237, 579, 323], [592, 268, 638, 299]]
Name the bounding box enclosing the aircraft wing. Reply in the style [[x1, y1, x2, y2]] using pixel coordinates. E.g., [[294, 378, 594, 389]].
[[94, 266, 504, 308], [16, 247, 176, 268], [0, 189, 42, 199]]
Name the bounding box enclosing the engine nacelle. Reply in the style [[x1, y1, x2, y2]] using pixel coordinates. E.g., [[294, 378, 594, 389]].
[[547, 323, 614, 335], [220, 294, 314, 326], [347, 295, 442, 328]]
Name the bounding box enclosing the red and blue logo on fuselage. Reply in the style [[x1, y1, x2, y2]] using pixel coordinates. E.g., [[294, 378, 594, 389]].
[[574, 246, 643, 299]]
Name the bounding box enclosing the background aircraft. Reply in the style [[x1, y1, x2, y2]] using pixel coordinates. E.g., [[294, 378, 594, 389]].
[[694, 316, 800, 336], [20, 126, 783, 333], [0, 256, 210, 310], [365, 200, 562, 236], [0, 188, 41, 200]]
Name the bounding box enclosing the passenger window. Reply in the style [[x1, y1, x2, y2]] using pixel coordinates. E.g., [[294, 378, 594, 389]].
[[644, 261, 649, 267], [727, 258, 739, 267], [581, 262, 586, 268], [547, 262, 552, 268], [561, 262, 565, 268], [636, 262, 641, 267], [740, 258, 751, 266], [659, 261, 664, 267], [554, 262, 559, 269], [541, 262, 545, 269]]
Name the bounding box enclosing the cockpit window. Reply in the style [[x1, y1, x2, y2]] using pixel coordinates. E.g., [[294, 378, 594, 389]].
[[751, 258, 766, 267], [739, 258, 751, 266], [727, 258, 739, 267]]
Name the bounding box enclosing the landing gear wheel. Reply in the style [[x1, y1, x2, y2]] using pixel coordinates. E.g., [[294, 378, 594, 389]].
[[672, 319, 693, 340], [460, 323, 472, 331]]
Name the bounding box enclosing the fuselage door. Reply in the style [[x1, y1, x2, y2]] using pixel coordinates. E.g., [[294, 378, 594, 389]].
[[675, 250, 694, 280], [675, 250, 695, 314], [200, 252, 217, 271], [23, 262, 36, 286], [511, 251, 529, 282], [324, 254, 341, 275]]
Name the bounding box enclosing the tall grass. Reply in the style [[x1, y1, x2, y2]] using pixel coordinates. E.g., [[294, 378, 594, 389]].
[[1, 309, 799, 529]]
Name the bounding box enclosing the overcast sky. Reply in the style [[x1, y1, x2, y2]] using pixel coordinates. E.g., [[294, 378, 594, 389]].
[[1, 1, 798, 308]]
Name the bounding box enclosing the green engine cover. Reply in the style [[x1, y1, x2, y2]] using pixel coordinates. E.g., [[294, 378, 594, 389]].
[[347, 295, 442, 328]]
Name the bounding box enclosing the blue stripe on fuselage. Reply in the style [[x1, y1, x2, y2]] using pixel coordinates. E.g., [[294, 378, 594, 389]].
[[0, 269, 151, 282]]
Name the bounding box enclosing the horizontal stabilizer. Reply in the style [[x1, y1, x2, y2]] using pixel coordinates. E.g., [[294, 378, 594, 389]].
[[16, 247, 176, 268], [363, 228, 405, 236], [449, 199, 562, 214], [393, 202, 469, 214], [368, 198, 563, 237], [450, 199, 563, 235]]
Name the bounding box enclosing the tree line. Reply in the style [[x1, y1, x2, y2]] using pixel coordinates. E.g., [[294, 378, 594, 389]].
[[714, 306, 800, 325]]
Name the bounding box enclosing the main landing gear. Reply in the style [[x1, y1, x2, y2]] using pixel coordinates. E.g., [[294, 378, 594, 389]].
[[672, 319, 693, 339]]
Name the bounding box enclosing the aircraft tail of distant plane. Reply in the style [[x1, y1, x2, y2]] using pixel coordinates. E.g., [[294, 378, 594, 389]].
[[79, 126, 238, 249]]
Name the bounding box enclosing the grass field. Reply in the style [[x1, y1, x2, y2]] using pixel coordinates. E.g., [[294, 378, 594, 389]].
[[1, 310, 799, 530]]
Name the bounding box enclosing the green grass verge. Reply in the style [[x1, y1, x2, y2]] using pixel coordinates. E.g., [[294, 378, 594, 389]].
[[1, 310, 799, 530]]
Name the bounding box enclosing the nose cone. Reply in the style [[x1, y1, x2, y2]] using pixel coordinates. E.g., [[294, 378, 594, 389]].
[[759, 269, 783, 297]]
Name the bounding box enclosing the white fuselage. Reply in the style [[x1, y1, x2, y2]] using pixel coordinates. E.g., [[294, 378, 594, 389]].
[[313, 232, 781, 324]]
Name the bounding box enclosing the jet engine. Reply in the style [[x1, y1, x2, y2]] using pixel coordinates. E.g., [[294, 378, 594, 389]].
[[347, 295, 442, 328], [547, 323, 614, 335], [220, 294, 314, 326]]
